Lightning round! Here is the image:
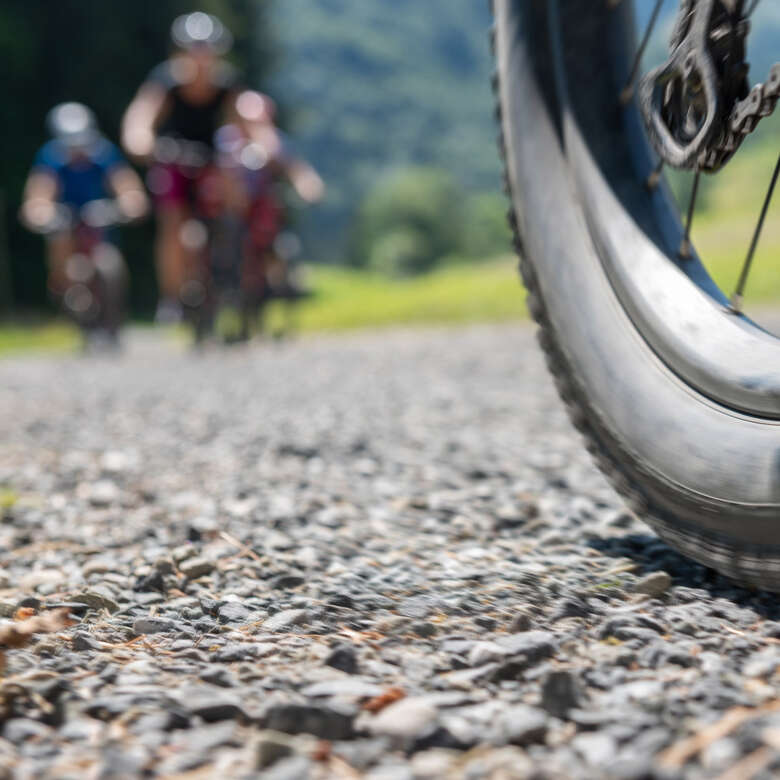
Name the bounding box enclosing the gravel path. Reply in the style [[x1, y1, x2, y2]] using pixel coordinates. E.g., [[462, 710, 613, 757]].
[[1, 324, 779, 779]]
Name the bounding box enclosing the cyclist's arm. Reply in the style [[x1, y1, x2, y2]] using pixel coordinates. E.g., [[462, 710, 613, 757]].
[[20, 169, 60, 231], [108, 165, 149, 220], [282, 157, 325, 204], [228, 90, 325, 203], [121, 82, 168, 162]]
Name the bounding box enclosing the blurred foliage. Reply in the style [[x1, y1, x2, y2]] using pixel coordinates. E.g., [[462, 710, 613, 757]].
[[352, 167, 461, 275], [369, 229, 433, 277], [271, 0, 500, 260], [0, 0, 276, 314], [461, 192, 513, 260], [352, 166, 512, 276]]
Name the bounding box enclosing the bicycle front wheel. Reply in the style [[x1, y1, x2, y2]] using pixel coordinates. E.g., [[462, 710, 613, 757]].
[[493, 0, 780, 588]]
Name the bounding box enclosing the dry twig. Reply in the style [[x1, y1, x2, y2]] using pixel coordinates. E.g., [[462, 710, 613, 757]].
[[714, 746, 774, 780], [363, 688, 405, 713], [659, 700, 780, 769]]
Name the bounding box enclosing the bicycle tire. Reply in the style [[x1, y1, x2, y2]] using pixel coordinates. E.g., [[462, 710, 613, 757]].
[[493, 0, 780, 588]]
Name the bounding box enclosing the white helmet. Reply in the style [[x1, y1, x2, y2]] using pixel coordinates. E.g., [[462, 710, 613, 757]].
[[46, 102, 99, 148], [171, 12, 233, 55]]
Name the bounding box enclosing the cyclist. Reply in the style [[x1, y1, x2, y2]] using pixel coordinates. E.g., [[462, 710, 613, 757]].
[[121, 12, 324, 324], [20, 103, 148, 344], [214, 107, 317, 340]]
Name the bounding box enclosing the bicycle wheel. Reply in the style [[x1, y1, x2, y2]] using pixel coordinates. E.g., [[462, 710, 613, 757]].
[[493, 0, 780, 588]]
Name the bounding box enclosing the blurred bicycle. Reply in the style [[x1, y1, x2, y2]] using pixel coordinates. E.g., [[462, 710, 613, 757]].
[[22, 200, 141, 349], [20, 103, 148, 351], [147, 135, 225, 342], [213, 120, 315, 343]]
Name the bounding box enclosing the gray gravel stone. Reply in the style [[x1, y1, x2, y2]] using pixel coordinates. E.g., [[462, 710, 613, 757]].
[[265, 703, 354, 740], [217, 602, 251, 624], [572, 732, 618, 767], [368, 698, 438, 741], [255, 730, 314, 770], [325, 644, 359, 674], [73, 591, 120, 613], [302, 679, 383, 699], [263, 609, 307, 632], [541, 670, 585, 719], [632, 571, 673, 597], [494, 704, 548, 746], [132, 617, 177, 635], [179, 557, 215, 579], [0, 324, 775, 778]]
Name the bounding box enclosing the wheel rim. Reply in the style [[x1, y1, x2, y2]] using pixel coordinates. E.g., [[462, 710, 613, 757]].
[[551, 0, 780, 418]]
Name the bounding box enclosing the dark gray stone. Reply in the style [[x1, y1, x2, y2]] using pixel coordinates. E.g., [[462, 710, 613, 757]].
[[217, 602, 252, 624], [265, 703, 354, 740], [325, 644, 359, 674], [132, 617, 177, 635], [541, 670, 585, 718]]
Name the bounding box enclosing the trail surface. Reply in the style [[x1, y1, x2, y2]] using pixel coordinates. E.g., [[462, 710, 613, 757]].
[[0, 325, 778, 779]]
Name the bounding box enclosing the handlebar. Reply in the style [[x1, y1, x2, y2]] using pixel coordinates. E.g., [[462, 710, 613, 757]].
[[154, 137, 213, 169], [22, 199, 134, 236]]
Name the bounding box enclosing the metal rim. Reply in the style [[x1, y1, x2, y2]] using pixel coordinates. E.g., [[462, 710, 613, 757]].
[[555, 0, 780, 418]]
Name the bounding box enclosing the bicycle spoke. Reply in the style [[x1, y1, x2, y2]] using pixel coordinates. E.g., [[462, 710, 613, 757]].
[[620, 0, 664, 104], [730, 152, 780, 313], [679, 169, 701, 259]]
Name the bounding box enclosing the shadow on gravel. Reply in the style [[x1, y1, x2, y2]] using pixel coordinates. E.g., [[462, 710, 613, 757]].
[[588, 533, 780, 618]]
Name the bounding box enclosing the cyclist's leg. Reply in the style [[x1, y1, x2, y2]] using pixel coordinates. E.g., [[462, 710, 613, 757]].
[[45, 231, 75, 299], [149, 163, 193, 322], [154, 202, 189, 321]]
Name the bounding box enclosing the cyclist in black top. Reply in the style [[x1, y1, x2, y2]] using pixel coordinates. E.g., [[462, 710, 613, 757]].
[[121, 12, 323, 323]]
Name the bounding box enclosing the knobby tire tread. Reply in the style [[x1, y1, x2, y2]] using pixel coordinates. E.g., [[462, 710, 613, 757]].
[[489, 5, 780, 590]]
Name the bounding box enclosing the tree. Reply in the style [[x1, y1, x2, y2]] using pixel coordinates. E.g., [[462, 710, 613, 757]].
[[0, 0, 277, 313], [351, 166, 462, 275]]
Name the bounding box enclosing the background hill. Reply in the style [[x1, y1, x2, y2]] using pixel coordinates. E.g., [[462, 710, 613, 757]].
[[269, 0, 499, 261]]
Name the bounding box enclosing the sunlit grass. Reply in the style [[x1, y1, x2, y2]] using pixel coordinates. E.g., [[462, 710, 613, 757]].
[[265, 257, 526, 333], [0, 260, 528, 355], [0, 322, 80, 356], [0, 489, 17, 510]]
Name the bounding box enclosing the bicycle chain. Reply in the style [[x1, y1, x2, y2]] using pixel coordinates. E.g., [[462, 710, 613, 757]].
[[706, 61, 780, 169], [641, 0, 778, 172]]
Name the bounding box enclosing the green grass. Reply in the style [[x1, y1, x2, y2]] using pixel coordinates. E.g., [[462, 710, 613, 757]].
[[0, 489, 17, 510], [0, 260, 527, 356], [0, 322, 80, 356], [266, 257, 527, 333]]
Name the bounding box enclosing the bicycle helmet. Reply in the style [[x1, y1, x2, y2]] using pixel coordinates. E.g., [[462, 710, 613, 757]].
[[171, 12, 233, 55], [46, 102, 99, 148]]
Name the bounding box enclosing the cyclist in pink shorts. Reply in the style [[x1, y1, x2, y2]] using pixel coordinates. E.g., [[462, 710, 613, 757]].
[[121, 12, 323, 324]]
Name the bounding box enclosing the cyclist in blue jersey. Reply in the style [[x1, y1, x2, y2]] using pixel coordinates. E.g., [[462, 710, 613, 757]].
[[21, 103, 148, 344]]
